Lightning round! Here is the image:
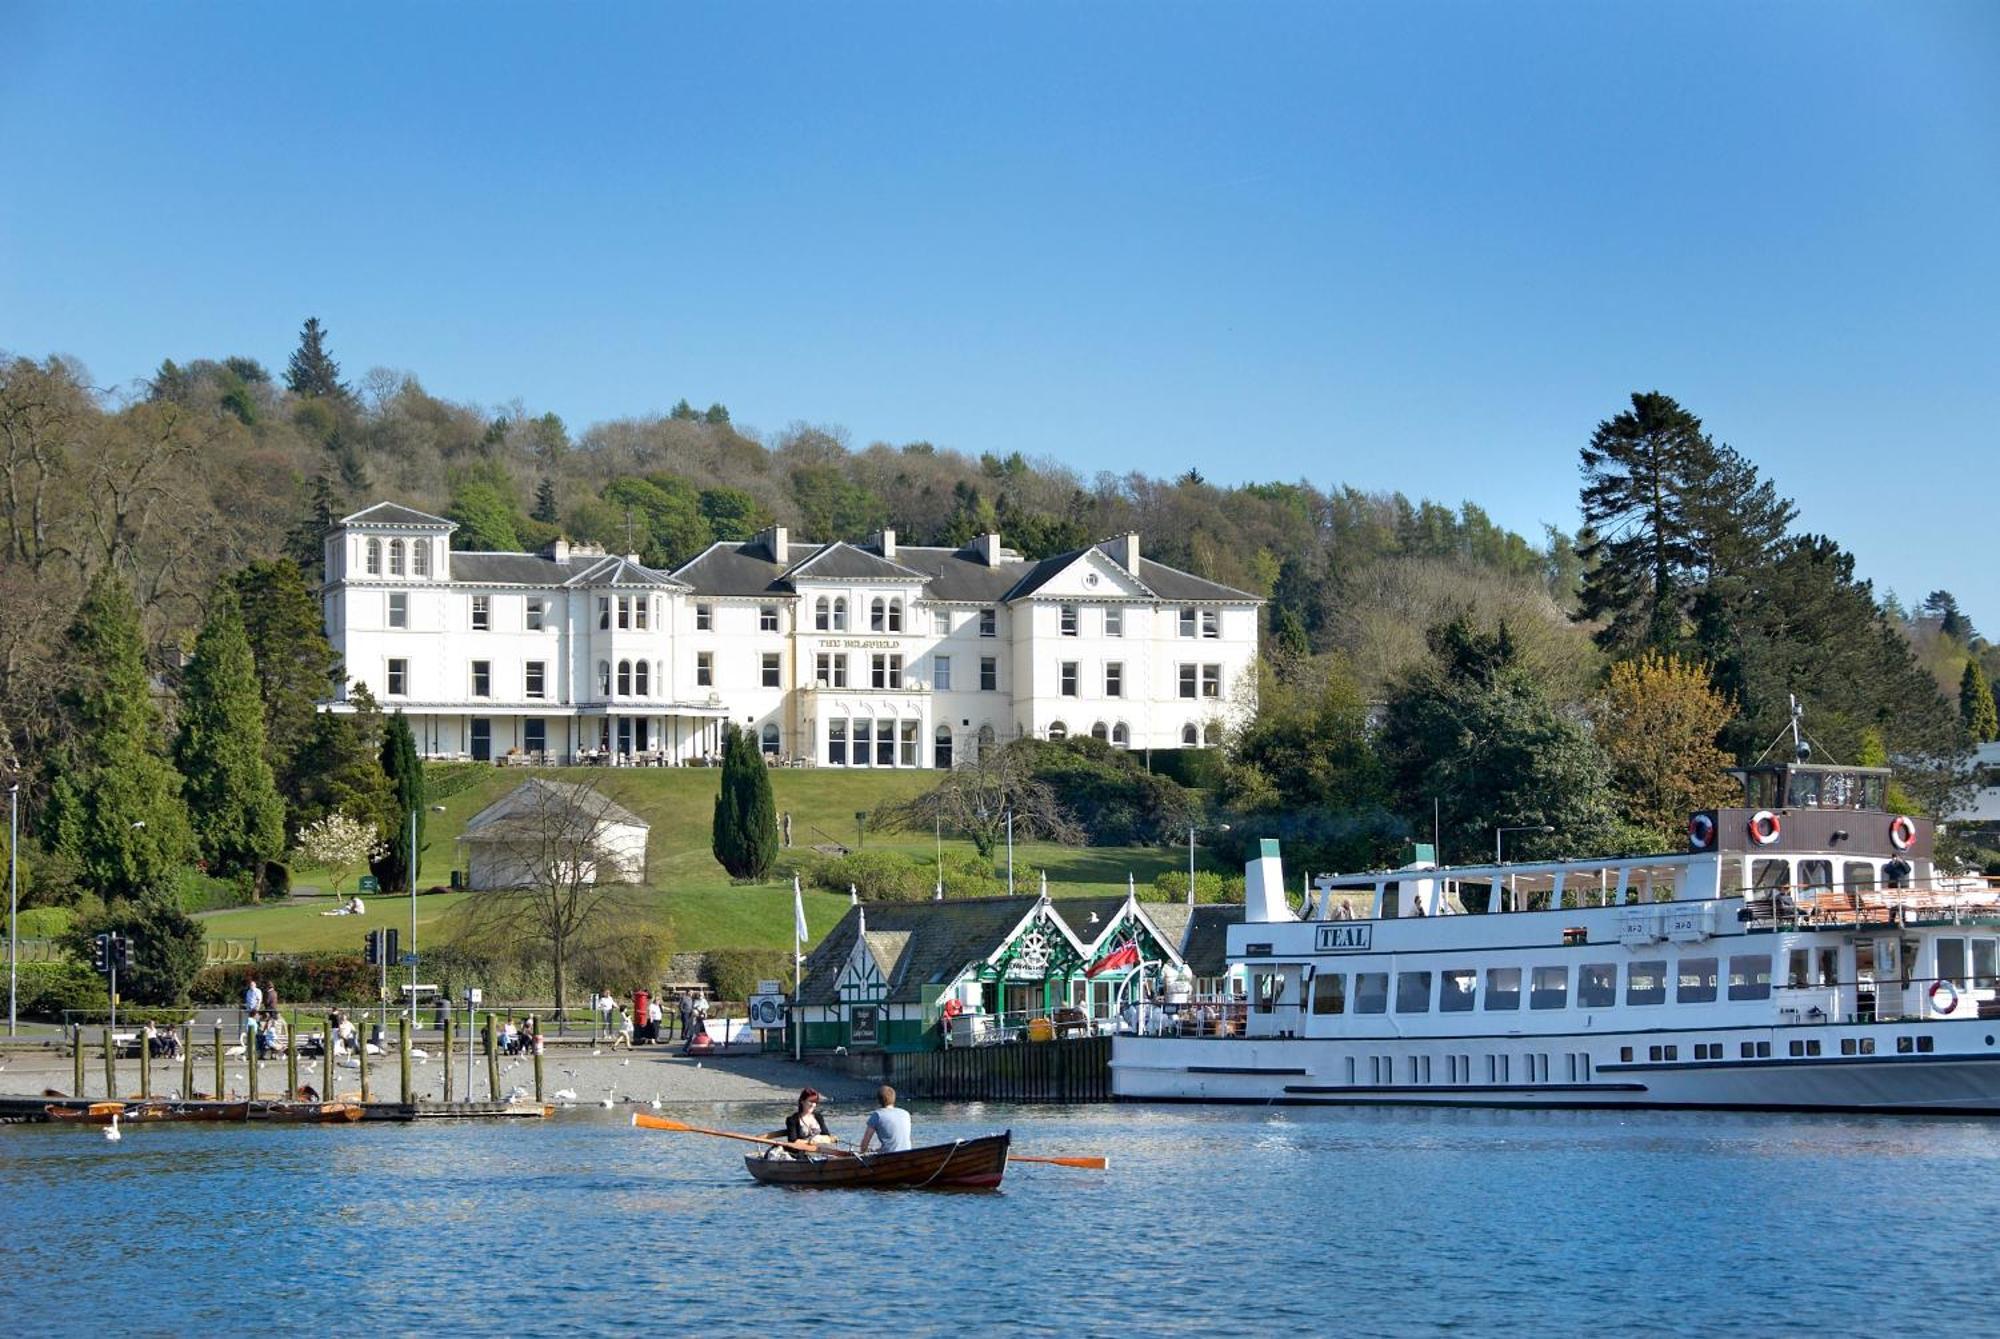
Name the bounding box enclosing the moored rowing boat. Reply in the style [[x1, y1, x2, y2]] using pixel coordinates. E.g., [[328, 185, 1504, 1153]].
[[252, 1100, 363, 1123], [743, 1131, 1011, 1189]]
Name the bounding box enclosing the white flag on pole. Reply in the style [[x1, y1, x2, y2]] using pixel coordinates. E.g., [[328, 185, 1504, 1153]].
[[794, 875, 808, 944]]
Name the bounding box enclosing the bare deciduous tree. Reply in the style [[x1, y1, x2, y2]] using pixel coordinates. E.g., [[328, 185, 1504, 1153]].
[[870, 740, 1084, 858]]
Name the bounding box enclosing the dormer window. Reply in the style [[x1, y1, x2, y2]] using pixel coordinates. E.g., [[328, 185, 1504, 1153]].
[[388, 539, 405, 576], [365, 539, 382, 575], [412, 542, 429, 577]]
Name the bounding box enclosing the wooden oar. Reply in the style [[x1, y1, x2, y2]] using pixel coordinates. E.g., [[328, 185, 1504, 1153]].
[[631, 1112, 845, 1156], [1006, 1153, 1108, 1170]]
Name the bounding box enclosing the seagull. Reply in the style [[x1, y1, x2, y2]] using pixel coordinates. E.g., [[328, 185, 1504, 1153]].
[[649, 1094, 661, 1110], [591, 1049, 602, 1057], [506, 1085, 531, 1103], [409, 1048, 429, 1059], [104, 1113, 122, 1143], [552, 1088, 578, 1102], [620, 1059, 630, 1067]]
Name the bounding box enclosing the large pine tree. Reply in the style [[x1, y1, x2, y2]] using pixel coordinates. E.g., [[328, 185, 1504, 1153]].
[[40, 569, 196, 894], [230, 558, 341, 815], [284, 316, 348, 400], [374, 710, 426, 891], [175, 587, 286, 880]]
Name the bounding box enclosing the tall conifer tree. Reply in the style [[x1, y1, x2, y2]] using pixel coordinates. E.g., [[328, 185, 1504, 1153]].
[[375, 710, 426, 890], [285, 316, 348, 400], [1962, 660, 1999, 743], [40, 569, 195, 894], [230, 558, 341, 813], [175, 587, 286, 879], [711, 725, 778, 880]]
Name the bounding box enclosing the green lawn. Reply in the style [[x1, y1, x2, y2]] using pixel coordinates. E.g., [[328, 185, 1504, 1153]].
[[203, 766, 1202, 956]]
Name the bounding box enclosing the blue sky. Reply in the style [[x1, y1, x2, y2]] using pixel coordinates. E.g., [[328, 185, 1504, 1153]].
[[3, 2, 1996, 625]]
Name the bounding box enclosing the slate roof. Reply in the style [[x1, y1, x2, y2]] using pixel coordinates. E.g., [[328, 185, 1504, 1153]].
[[1176, 904, 1245, 977], [341, 502, 456, 529], [448, 551, 685, 589], [861, 930, 914, 981], [670, 541, 799, 597], [889, 547, 1025, 604], [785, 542, 928, 583], [1123, 554, 1258, 602], [463, 779, 649, 837]]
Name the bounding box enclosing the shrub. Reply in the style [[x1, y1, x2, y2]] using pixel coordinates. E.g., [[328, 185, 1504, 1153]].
[[189, 955, 378, 1006], [1145, 747, 1224, 791], [1144, 870, 1246, 904], [423, 761, 491, 804], [175, 868, 255, 914], [571, 930, 671, 996], [68, 890, 206, 1005], [938, 851, 1003, 898], [15, 961, 108, 1019], [803, 850, 926, 901], [1018, 737, 1202, 846], [706, 948, 793, 1005]]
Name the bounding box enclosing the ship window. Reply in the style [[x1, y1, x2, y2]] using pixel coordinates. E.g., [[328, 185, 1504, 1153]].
[[1787, 949, 1809, 988], [1577, 963, 1616, 1009], [1798, 860, 1833, 894], [1974, 939, 1999, 990], [1818, 948, 1839, 987], [1530, 965, 1568, 1010], [1752, 860, 1790, 892], [1395, 971, 1432, 1014], [1353, 973, 1389, 1015], [1678, 957, 1719, 1004], [1860, 1037, 1875, 1055], [1311, 972, 1346, 1015], [1918, 1036, 1936, 1054], [1626, 960, 1667, 1006], [1728, 954, 1773, 1001], [1439, 969, 1477, 1012], [1620, 1046, 1634, 1063], [1844, 861, 1877, 893], [1898, 1036, 1913, 1054], [1484, 967, 1521, 1011], [1937, 938, 1969, 990], [1841, 1038, 1856, 1056], [1740, 1042, 1756, 1059]]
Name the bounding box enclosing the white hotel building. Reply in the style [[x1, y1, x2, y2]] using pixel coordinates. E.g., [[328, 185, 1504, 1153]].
[[320, 503, 1261, 767]]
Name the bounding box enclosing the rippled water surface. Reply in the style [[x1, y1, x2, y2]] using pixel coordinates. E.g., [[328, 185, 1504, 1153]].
[[6, 1101, 2000, 1336]]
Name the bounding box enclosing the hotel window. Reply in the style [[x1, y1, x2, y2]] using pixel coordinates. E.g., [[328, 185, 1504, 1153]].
[[1047, 721, 1068, 741], [761, 724, 780, 756], [596, 660, 611, 695], [1201, 609, 1220, 639], [979, 608, 996, 637], [1090, 722, 1108, 742], [1484, 967, 1521, 1011], [635, 660, 650, 695], [1530, 966, 1568, 1010], [365, 539, 381, 575], [1201, 664, 1222, 698], [1060, 604, 1078, 636], [761, 653, 781, 688], [471, 596, 490, 631], [1727, 954, 1773, 1001], [696, 652, 713, 687], [1182, 723, 1198, 745], [1626, 960, 1667, 1005], [598, 596, 611, 631], [934, 726, 954, 769], [760, 605, 779, 632], [870, 598, 886, 632], [525, 661, 546, 699], [1178, 607, 1196, 637], [980, 657, 998, 691], [1578, 964, 1616, 1009], [1396, 971, 1433, 1014], [386, 659, 407, 696], [388, 539, 405, 576], [1104, 606, 1122, 637], [815, 597, 831, 631], [613, 596, 628, 630], [815, 652, 848, 688], [617, 660, 632, 695], [411, 543, 429, 577], [933, 655, 952, 691], [933, 609, 950, 635], [871, 654, 903, 689], [635, 596, 649, 630], [1111, 722, 1129, 748], [1178, 665, 1197, 699], [898, 720, 918, 767], [1677, 957, 1719, 1004], [1059, 662, 1079, 696], [1353, 972, 1389, 1014], [828, 720, 847, 765], [831, 598, 847, 631], [1440, 969, 1477, 1012], [387, 592, 407, 629], [853, 719, 873, 766], [526, 598, 545, 631], [524, 718, 545, 755], [470, 661, 491, 698], [1311, 972, 1346, 1015], [1105, 662, 1123, 697], [888, 599, 903, 632]]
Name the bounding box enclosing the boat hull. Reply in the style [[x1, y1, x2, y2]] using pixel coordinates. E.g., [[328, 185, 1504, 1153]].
[[744, 1132, 1010, 1189], [252, 1101, 363, 1123], [45, 1100, 253, 1124], [1115, 1024, 2000, 1114]]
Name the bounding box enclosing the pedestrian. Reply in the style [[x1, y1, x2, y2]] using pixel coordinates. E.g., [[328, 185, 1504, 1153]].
[[648, 992, 665, 1043], [676, 990, 691, 1042], [262, 979, 281, 1021], [243, 978, 264, 1028], [613, 1007, 633, 1050]]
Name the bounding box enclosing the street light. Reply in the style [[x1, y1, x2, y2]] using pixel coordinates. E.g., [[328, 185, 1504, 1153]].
[[8, 782, 19, 1038]]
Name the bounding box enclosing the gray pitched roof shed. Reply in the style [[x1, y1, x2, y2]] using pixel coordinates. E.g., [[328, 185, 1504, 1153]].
[[462, 778, 650, 836]]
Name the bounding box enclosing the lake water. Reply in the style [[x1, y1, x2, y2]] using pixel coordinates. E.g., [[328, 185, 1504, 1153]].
[[5, 1102, 2000, 1336]]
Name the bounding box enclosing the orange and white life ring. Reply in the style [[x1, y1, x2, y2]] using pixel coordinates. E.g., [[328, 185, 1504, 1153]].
[[1889, 815, 1917, 851], [1930, 979, 1959, 1015], [1688, 813, 1717, 851], [1749, 810, 1782, 846], [941, 998, 963, 1021]]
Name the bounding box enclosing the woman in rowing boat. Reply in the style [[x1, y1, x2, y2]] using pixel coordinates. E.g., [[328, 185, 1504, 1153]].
[[783, 1089, 836, 1147]]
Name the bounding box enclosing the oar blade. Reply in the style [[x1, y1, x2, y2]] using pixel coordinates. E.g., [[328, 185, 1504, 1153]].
[[633, 1112, 693, 1132], [1008, 1154, 1109, 1170]]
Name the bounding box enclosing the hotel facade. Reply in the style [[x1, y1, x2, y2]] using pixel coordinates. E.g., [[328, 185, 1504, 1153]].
[[320, 503, 1261, 767]]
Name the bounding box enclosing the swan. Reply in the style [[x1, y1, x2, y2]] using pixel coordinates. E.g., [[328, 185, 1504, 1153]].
[[551, 1088, 578, 1103], [103, 1113, 122, 1142]]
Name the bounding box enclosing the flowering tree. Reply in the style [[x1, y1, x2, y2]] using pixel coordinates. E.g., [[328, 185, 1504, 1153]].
[[292, 811, 387, 896]]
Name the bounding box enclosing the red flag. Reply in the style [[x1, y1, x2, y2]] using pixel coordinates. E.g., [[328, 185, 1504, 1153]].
[[1085, 942, 1140, 979]]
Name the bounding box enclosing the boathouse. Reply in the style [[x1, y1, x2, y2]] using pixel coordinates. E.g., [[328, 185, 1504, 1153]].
[[793, 892, 1242, 1053]]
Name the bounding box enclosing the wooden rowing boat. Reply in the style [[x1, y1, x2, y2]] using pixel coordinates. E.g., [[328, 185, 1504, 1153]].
[[44, 1100, 253, 1124], [743, 1131, 1011, 1189], [251, 1100, 363, 1123]]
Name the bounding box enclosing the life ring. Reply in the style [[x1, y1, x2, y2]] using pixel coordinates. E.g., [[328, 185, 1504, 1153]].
[[941, 998, 963, 1022], [1930, 979, 1959, 1015], [1688, 813, 1717, 851], [1749, 810, 1782, 846], [1889, 816, 1916, 851]]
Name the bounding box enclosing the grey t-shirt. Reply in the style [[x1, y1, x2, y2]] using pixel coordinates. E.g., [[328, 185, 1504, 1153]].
[[864, 1105, 912, 1153]]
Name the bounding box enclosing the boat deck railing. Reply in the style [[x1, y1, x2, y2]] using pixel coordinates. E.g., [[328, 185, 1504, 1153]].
[[1742, 877, 2000, 931]]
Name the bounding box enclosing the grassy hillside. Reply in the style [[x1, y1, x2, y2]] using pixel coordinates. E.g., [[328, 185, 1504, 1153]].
[[206, 766, 1199, 956]]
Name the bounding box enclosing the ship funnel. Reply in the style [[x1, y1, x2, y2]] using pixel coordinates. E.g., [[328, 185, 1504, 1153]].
[[1244, 838, 1297, 924]]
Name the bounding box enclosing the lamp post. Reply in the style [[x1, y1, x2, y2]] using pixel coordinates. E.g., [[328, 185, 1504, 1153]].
[[1005, 808, 1014, 896], [8, 782, 18, 1037]]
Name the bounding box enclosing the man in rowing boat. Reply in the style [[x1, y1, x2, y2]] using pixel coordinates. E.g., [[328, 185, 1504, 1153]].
[[856, 1085, 911, 1155]]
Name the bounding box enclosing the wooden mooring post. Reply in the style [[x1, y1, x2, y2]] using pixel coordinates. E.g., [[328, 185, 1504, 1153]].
[[533, 1041, 544, 1102], [442, 1013, 455, 1102], [484, 1013, 499, 1102], [182, 1033, 195, 1098], [213, 1025, 225, 1098], [101, 1028, 116, 1099], [286, 1028, 299, 1096], [73, 1032, 85, 1099], [358, 1029, 371, 1103], [138, 1030, 151, 1099], [248, 1040, 259, 1101], [398, 1016, 411, 1104]]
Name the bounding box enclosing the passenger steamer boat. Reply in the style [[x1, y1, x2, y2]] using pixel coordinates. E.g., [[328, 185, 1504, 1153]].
[[1114, 756, 2000, 1114]]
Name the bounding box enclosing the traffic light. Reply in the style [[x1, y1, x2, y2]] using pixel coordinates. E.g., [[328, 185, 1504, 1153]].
[[90, 933, 110, 973], [385, 928, 400, 965], [111, 934, 130, 968], [364, 929, 381, 966]]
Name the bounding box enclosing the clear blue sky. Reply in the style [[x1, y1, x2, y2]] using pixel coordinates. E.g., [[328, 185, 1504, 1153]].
[[4, 2, 1996, 626]]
